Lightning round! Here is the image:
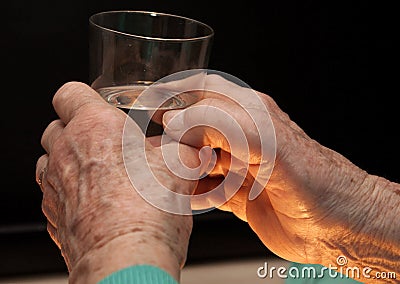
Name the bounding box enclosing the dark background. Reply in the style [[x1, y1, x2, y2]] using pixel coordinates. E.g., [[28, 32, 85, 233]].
[[0, 0, 397, 278]]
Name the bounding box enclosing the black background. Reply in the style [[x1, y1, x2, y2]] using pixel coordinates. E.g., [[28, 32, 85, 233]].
[[0, 0, 397, 277]]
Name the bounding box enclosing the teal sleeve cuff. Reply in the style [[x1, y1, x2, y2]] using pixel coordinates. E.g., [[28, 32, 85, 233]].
[[98, 265, 178, 284]]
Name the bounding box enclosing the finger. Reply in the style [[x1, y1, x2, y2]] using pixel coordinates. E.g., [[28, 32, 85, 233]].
[[146, 71, 208, 98], [193, 175, 249, 216], [36, 154, 49, 189], [154, 73, 257, 103], [203, 75, 304, 139], [122, 72, 207, 126], [38, 158, 59, 228], [156, 139, 203, 184], [46, 222, 61, 250], [41, 179, 59, 228], [41, 120, 65, 153], [191, 176, 225, 210], [222, 174, 253, 222], [195, 175, 224, 195], [163, 98, 262, 163], [52, 81, 109, 125], [219, 186, 249, 221]]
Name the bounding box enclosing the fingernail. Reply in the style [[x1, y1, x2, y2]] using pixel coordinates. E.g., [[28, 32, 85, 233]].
[[199, 146, 217, 178]]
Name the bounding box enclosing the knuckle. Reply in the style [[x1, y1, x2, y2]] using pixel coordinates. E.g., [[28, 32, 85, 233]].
[[40, 121, 54, 147], [47, 119, 60, 129], [42, 120, 60, 139], [53, 81, 89, 106], [79, 106, 124, 131], [59, 81, 88, 94]]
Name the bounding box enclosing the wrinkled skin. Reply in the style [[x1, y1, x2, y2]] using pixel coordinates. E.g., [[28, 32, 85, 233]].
[[36, 76, 399, 283], [36, 82, 200, 283], [163, 74, 398, 272]]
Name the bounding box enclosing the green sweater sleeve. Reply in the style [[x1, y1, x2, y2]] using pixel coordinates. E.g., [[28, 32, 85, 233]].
[[98, 265, 178, 284]]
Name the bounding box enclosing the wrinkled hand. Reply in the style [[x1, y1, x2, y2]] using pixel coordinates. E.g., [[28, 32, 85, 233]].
[[35, 82, 200, 283], [163, 74, 376, 266]]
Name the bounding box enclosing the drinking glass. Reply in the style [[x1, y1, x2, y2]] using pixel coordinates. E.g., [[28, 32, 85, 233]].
[[89, 11, 214, 136]]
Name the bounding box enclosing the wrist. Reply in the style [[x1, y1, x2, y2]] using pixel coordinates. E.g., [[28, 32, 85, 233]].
[[69, 231, 181, 284], [319, 173, 400, 280]]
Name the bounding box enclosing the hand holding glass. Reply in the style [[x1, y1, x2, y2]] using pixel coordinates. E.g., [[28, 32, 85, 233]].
[[89, 11, 214, 136]]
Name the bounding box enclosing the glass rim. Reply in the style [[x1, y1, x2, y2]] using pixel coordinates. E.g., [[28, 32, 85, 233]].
[[89, 10, 214, 42]]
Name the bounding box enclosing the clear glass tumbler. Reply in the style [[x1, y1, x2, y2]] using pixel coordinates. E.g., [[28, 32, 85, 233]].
[[89, 11, 214, 135]]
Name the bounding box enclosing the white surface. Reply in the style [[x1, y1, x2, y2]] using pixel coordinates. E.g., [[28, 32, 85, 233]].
[[0, 257, 290, 284], [182, 257, 289, 284]]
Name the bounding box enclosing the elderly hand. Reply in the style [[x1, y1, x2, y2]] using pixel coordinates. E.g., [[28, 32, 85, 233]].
[[163, 74, 400, 281], [35, 82, 201, 283]]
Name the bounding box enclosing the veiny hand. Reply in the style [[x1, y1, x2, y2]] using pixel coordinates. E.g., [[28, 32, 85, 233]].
[[163, 74, 400, 280], [35, 82, 201, 283]]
